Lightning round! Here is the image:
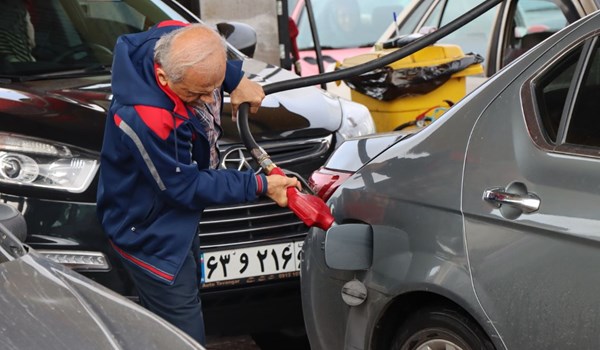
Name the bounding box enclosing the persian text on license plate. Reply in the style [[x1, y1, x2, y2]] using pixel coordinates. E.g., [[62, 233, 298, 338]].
[[200, 241, 303, 287]]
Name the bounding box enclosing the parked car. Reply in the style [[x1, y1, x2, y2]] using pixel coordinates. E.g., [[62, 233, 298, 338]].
[[0, 0, 374, 346], [329, 0, 596, 111], [333, 0, 599, 129], [0, 203, 204, 350], [289, 0, 409, 78], [302, 8, 600, 350], [377, 0, 599, 92]]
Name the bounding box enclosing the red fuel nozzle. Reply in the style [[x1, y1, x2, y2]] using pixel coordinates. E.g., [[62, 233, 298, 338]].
[[269, 167, 334, 231], [238, 105, 334, 230]]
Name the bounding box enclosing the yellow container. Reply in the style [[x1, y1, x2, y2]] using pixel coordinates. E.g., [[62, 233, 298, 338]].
[[341, 44, 484, 132]]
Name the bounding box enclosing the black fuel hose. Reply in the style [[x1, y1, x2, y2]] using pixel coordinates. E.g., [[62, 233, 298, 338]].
[[237, 0, 503, 171]]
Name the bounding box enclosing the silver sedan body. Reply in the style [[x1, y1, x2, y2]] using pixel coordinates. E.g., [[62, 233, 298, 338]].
[[302, 9, 600, 350]]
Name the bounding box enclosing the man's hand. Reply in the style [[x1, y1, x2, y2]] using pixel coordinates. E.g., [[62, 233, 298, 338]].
[[265, 174, 301, 207], [230, 76, 265, 120]]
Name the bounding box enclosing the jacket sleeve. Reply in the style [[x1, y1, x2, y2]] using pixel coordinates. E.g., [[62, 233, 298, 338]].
[[118, 107, 261, 211], [223, 60, 244, 93]]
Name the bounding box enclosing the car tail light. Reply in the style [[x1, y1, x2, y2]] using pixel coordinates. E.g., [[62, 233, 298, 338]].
[[308, 167, 353, 201]]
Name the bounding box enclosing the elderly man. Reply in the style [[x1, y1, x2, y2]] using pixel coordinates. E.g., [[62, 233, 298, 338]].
[[96, 21, 298, 345]]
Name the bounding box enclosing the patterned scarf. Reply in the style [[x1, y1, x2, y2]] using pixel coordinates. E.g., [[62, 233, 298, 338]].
[[192, 89, 222, 169]]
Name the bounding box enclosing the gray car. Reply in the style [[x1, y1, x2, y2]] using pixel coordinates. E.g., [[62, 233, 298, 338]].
[[0, 204, 204, 350], [301, 8, 600, 350]]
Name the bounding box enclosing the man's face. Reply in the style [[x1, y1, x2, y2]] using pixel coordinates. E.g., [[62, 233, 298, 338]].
[[157, 61, 225, 107]]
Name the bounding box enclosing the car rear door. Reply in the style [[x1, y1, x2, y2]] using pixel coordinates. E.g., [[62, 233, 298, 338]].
[[461, 16, 600, 348]]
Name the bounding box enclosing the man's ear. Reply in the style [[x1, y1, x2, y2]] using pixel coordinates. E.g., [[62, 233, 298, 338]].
[[156, 67, 168, 86]]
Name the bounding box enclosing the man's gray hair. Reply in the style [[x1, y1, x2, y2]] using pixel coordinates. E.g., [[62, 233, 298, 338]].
[[154, 23, 228, 83]]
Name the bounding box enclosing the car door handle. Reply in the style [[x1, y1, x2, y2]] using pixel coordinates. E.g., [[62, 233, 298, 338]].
[[483, 188, 540, 213]]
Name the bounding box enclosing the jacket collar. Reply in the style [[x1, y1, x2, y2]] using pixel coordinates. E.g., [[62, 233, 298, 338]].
[[154, 63, 190, 118]]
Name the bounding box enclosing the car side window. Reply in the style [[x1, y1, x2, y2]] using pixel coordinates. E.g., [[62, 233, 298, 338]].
[[534, 37, 600, 150], [566, 40, 600, 147], [534, 45, 581, 143], [503, 0, 569, 66]]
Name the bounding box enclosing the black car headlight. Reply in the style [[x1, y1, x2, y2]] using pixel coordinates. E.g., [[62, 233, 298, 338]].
[[0, 133, 99, 193]]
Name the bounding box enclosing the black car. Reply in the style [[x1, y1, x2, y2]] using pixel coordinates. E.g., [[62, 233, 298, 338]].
[[0, 0, 374, 344]]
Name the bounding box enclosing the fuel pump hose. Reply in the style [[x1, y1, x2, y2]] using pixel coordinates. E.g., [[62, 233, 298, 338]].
[[236, 0, 503, 230]]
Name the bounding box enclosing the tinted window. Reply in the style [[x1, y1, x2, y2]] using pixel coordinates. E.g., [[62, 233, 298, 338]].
[[0, 0, 193, 77], [566, 40, 600, 147], [534, 38, 600, 149], [535, 45, 581, 143]]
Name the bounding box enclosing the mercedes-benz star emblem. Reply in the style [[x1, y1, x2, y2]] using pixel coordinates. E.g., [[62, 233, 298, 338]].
[[220, 147, 260, 173]]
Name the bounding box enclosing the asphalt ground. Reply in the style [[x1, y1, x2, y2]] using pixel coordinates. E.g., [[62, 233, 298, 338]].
[[206, 333, 311, 350], [205, 335, 260, 350]]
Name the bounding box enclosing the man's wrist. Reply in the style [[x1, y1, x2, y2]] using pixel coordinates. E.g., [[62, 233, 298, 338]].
[[255, 174, 268, 196], [224, 60, 244, 93]]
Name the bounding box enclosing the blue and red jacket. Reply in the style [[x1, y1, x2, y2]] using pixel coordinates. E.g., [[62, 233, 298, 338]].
[[96, 21, 267, 284]]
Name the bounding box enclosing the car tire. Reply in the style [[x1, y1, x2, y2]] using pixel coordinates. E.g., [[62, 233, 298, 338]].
[[391, 305, 495, 350]]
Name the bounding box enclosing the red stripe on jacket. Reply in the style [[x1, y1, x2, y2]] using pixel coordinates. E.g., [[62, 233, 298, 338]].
[[134, 105, 185, 140], [110, 241, 174, 282]]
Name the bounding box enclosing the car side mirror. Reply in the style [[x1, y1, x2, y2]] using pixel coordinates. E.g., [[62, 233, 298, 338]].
[[324, 223, 372, 270], [217, 21, 257, 58], [0, 204, 27, 242]]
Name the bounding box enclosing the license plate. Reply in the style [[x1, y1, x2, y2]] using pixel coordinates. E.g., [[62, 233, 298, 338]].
[[200, 241, 303, 288]]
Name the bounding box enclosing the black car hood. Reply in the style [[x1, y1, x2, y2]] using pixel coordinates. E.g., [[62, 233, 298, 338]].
[[0, 58, 341, 151], [0, 251, 202, 350]]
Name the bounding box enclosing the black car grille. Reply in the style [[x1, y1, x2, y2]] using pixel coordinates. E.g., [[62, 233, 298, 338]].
[[199, 199, 307, 248], [200, 136, 332, 248], [219, 135, 333, 179]]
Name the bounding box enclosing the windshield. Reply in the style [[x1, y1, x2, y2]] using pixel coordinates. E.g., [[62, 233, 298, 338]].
[[0, 0, 196, 78], [295, 0, 410, 50]]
